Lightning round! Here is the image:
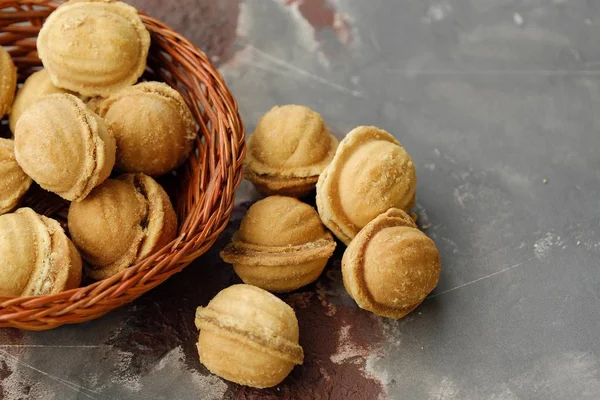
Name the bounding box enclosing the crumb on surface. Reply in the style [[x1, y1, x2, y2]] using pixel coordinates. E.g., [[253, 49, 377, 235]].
[[513, 12, 524, 26]]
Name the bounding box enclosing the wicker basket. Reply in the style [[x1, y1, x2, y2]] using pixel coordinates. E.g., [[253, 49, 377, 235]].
[[0, 0, 246, 330]]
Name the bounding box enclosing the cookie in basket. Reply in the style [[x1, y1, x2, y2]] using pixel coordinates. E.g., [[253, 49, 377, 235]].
[[14, 93, 116, 201], [88, 82, 196, 177], [0, 138, 32, 215], [0, 45, 16, 118], [0, 208, 82, 297], [37, 0, 150, 97], [9, 69, 73, 134], [68, 173, 177, 280], [0, 0, 244, 330]]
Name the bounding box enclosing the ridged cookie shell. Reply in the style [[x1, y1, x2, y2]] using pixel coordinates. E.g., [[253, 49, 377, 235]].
[[316, 126, 417, 245], [0, 139, 32, 215], [68, 173, 177, 280], [220, 197, 336, 292], [9, 69, 71, 134], [342, 208, 440, 319], [37, 0, 150, 97], [245, 105, 339, 178], [0, 46, 17, 118], [195, 285, 303, 388], [14, 93, 116, 201], [90, 82, 196, 176], [0, 208, 82, 297]]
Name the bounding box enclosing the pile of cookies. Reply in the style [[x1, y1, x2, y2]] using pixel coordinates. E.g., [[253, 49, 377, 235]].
[[196, 104, 442, 388], [2, 0, 441, 392], [0, 0, 195, 296]]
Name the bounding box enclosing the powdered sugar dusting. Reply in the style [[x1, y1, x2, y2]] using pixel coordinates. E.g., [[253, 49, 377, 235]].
[[423, 3, 452, 24], [331, 324, 365, 364], [0, 355, 56, 400], [513, 352, 600, 397], [151, 347, 227, 399], [364, 354, 391, 400], [111, 351, 142, 393], [490, 386, 520, 400], [534, 232, 564, 260], [454, 182, 476, 208], [429, 376, 460, 399]]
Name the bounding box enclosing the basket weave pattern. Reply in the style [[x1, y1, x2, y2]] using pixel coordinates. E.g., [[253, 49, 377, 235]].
[[0, 0, 245, 330]]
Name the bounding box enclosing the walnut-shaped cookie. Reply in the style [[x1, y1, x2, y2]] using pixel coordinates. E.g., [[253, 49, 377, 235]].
[[10, 69, 72, 134], [244, 105, 338, 197], [0, 139, 32, 215], [0, 46, 17, 118], [37, 0, 150, 97], [0, 208, 82, 297], [195, 284, 304, 388], [221, 196, 336, 292], [316, 126, 417, 245], [14, 93, 116, 201], [89, 82, 196, 176], [68, 173, 177, 280], [342, 208, 440, 319]]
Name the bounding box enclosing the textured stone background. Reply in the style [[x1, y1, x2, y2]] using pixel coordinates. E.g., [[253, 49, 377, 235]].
[[1, 0, 600, 399]]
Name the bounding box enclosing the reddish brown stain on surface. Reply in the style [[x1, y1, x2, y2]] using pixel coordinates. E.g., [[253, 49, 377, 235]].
[[286, 0, 352, 45], [0, 360, 13, 400], [287, 0, 335, 30], [0, 328, 23, 346], [0, 329, 25, 400], [232, 290, 385, 400], [105, 204, 254, 375], [105, 201, 387, 399]]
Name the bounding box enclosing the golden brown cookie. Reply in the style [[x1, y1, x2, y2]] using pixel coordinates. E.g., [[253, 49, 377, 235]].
[[37, 0, 150, 97], [342, 208, 440, 319], [89, 82, 196, 176], [9, 69, 72, 134], [68, 173, 177, 280], [316, 126, 417, 245], [0, 139, 32, 215], [244, 105, 339, 197], [14, 93, 116, 201], [221, 196, 336, 292], [0, 208, 82, 297], [195, 284, 304, 388], [0, 46, 17, 118]]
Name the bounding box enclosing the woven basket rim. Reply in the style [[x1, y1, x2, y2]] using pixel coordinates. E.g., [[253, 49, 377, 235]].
[[0, 0, 246, 330]]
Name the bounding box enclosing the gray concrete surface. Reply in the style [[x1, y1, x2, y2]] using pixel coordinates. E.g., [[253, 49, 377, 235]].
[[1, 0, 600, 399]]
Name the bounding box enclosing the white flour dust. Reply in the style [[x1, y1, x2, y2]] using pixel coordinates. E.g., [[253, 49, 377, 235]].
[[111, 350, 142, 392], [454, 183, 476, 208], [0, 354, 56, 400], [513, 13, 524, 26], [533, 232, 563, 260], [512, 352, 600, 398], [423, 3, 452, 23], [429, 376, 460, 399], [330, 325, 364, 364], [151, 346, 227, 399]]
